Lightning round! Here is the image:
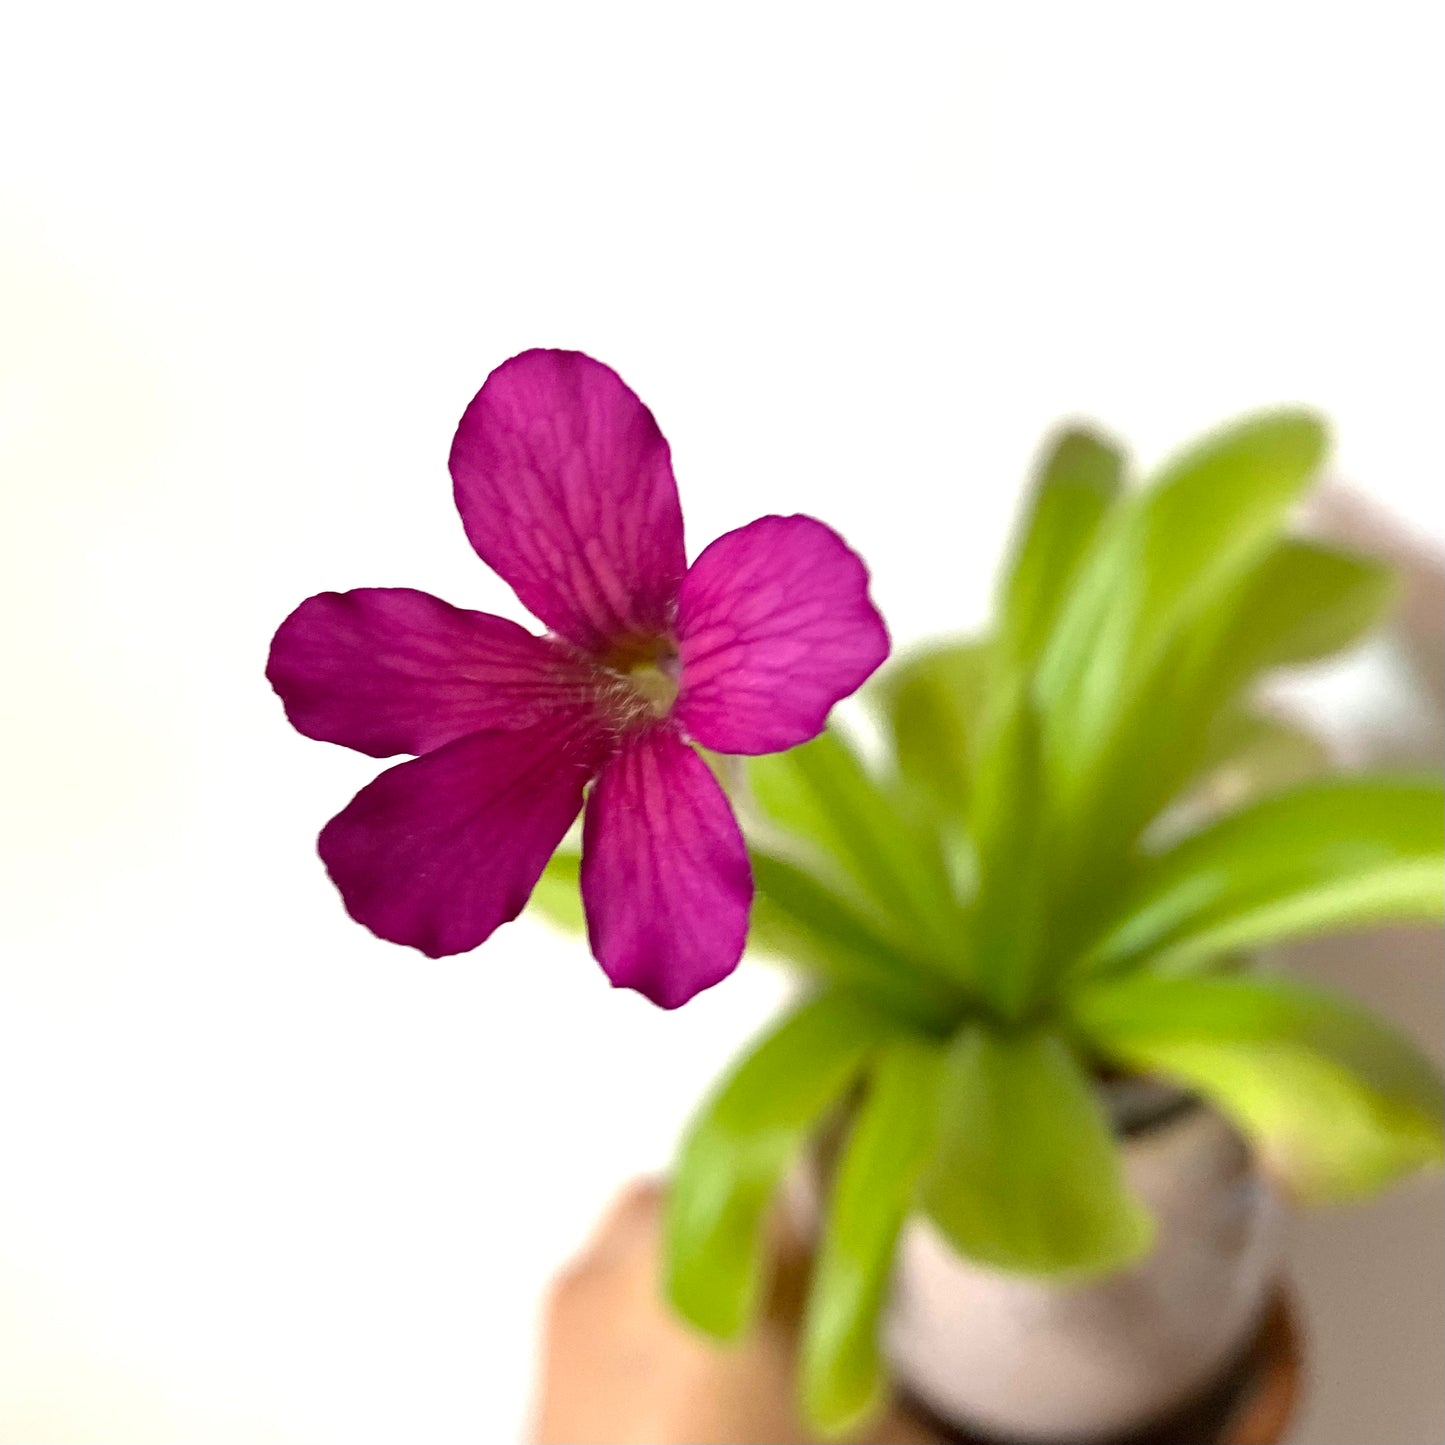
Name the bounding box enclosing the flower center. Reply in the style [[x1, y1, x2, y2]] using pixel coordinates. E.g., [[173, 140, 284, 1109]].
[[626, 660, 680, 716], [597, 634, 680, 724]]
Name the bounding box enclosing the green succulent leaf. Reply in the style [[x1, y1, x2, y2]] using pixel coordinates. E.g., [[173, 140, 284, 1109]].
[[968, 680, 1051, 1017], [1072, 973, 1445, 1201], [1212, 537, 1397, 676], [664, 992, 896, 1341], [800, 1039, 944, 1436], [1072, 537, 1392, 873], [1036, 410, 1327, 833], [996, 424, 1125, 678], [919, 1027, 1153, 1276], [868, 639, 991, 828], [1187, 710, 1329, 808], [1086, 778, 1445, 976], [748, 852, 964, 1032], [526, 849, 584, 933], [1141, 539, 1397, 762], [746, 729, 966, 974]]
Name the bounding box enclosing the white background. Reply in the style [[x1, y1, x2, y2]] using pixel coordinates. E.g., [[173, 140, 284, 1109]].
[[2, 3, 1441, 1441]]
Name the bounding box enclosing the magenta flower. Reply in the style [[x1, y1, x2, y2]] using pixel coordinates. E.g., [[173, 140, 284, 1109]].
[[268, 350, 889, 1007]]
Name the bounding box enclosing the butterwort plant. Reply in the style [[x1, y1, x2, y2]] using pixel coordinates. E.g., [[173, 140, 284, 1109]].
[[534, 409, 1445, 1435], [268, 349, 889, 1008]]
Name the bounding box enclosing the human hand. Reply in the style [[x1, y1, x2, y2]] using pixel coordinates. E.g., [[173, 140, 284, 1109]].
[[530, 1180, 945, 1445]]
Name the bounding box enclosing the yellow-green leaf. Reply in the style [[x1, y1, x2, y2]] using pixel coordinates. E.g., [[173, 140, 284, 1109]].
[[664, 993, 896, 1341], [800, 1040, 944, 1436], [1072, 973, 1445, 1201], [920, 1027, 1152, 1275]]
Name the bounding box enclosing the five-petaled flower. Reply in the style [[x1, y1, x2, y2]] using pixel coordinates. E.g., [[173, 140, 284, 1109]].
[[268, 350, 889, 1007]]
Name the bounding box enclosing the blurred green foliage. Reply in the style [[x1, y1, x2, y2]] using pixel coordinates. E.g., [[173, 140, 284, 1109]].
[[530, 410, 1445, 1435]]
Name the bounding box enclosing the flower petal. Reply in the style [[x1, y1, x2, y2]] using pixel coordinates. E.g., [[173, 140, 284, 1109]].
[[449, 350, 687, 653], [319, 717, 609, 957], [581, 727, 752, 1009], [267, 588, 601, 758], [674, 515, 890, 754]]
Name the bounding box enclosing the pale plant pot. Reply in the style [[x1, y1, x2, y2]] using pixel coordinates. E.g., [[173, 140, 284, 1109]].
[[884, 1086, 1284, 1441], [797, 1081, 1285, 1443]]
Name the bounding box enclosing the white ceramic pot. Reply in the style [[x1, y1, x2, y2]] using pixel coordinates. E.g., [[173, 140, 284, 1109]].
[[798, 1081, 1285, 1442]]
